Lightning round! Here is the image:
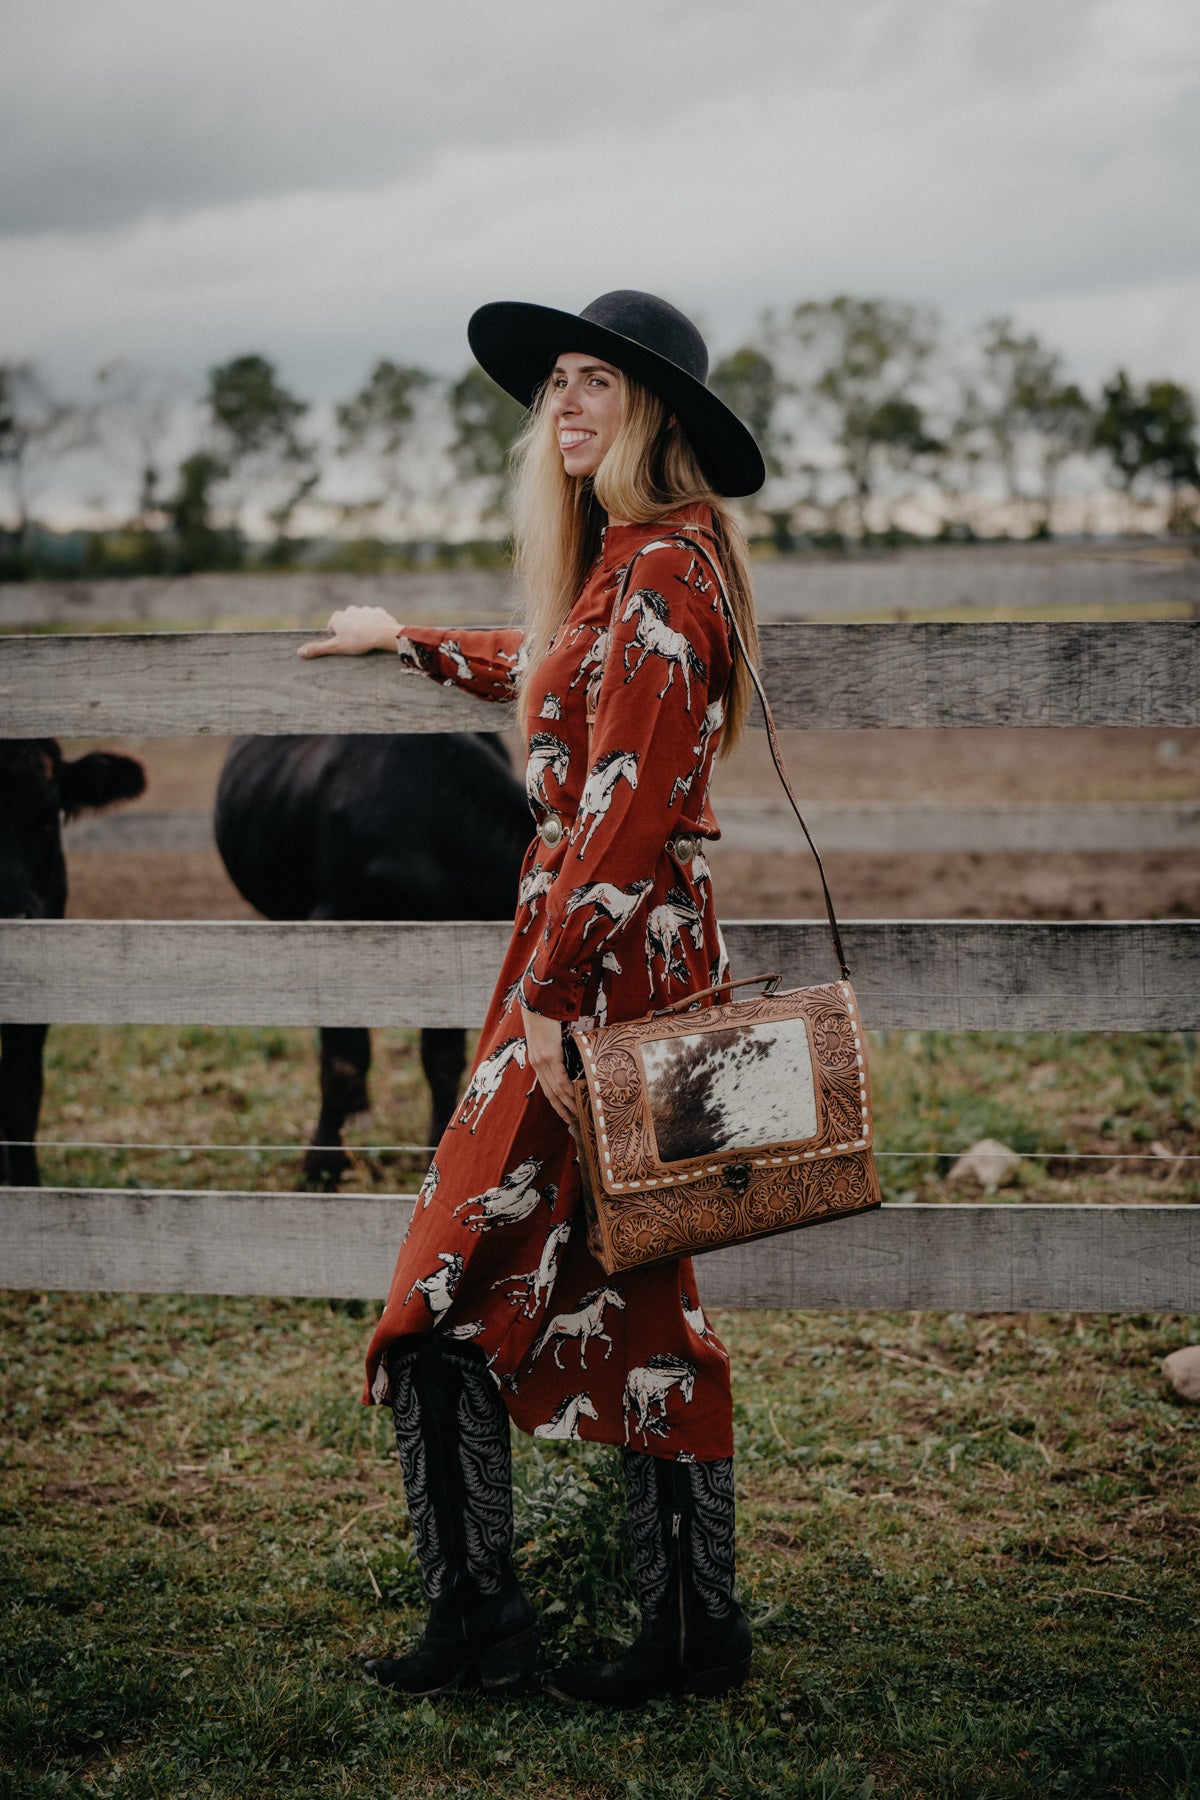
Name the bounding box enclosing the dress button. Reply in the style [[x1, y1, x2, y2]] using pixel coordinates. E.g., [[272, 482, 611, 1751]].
[[538, 816, 564, 848]]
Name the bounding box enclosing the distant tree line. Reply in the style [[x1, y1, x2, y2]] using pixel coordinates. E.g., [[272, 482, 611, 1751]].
[[2, 296, 1197, 579]]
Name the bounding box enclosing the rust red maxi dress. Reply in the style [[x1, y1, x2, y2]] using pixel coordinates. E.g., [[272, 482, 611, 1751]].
[[364, 505, 737, 1461]]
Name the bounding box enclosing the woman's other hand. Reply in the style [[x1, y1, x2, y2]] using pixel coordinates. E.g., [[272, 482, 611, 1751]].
[[297, 605, 403, 658], [520, 1002, 577, 1125]]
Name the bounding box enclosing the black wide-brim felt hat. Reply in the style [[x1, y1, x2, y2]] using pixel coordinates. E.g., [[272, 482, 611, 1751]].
[[467, 289, 766, 498]]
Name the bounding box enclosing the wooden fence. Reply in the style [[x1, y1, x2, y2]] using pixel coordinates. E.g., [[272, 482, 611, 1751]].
[[2, 619, 1198, 1311]]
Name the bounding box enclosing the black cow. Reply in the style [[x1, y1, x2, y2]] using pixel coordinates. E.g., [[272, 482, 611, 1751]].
[[0, 739, 146, 1185], [214, 733, 532, 1188]]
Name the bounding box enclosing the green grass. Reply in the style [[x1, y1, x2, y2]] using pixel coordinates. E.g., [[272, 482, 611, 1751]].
[[32, 1024, 1200, 1206], [1, 1295, 1197, 1796]]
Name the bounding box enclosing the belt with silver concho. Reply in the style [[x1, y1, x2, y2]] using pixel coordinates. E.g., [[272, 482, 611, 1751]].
[[535, 814, 699, 863]]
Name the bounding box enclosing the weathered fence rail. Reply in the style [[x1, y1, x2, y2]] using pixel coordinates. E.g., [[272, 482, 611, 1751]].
[[3, 619, 1198, 1312], [3, 622, 1198, 736], [1, 919, 1195, 1032], [3, 1192, 1196, 1312]]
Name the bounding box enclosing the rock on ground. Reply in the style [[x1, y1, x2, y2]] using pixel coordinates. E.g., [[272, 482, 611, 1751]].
[[1162, 1345, 1200, 1401]]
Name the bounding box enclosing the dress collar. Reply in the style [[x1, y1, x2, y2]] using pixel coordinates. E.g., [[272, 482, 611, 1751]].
[[598, 502, 715, 565]]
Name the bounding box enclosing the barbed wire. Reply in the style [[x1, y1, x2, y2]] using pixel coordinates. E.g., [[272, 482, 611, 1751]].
[[14, 1140, 1199, 1162]]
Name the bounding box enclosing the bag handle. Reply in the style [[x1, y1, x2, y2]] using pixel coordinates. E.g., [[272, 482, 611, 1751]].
[[652, 971, 782, 1017]]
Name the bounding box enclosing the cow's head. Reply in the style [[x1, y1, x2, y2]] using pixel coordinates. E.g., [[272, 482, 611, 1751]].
[[0, 739, 146, 919]]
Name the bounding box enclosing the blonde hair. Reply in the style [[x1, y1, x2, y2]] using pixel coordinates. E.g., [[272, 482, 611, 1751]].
[[510, 373, 759, 754]]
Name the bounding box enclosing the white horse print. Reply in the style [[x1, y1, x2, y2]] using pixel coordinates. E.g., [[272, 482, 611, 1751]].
[[418, 1159, 440, 1210], [576, 750, 639, 858], [621, 588, 707, 707], [709, 924, 731, 992], [532, 1286, 627, 1370], [563, 878, 653, 947], [533, 1392, 600, 1441], [526, 732, 571, 810], [669, 770, 694, 809], [443, 1318, 499, 1376], [518, 864, 557, 934], [439, 639, 473, 684], [593, 948, 622, 1027], [623, 1354, 697, 1443], [492, 1219, 572, 1318], [682, 1289, 729, 1360], [693, 697, 724, 758], [456, 1036, 533, 1133], [453, 1156, 557, 1233], [645, 887, 705, 985], [678, 552, 716, 606], [568, 622, 610, 690], [539, 692, 563, 720], [404, 1250, 464, 1320]]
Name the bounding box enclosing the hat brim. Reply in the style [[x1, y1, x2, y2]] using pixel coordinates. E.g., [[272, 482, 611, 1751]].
[[467, 301, 766, 498]]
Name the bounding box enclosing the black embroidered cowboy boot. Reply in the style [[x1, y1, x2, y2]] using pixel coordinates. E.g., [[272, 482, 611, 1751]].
[[364, 1335, 537, 1696], [544, 1449, 752, 1707]]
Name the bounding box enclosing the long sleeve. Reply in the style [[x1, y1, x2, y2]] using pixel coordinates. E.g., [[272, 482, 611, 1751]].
[[397, 625, 526, 703], [520, 541, 732, 1020]]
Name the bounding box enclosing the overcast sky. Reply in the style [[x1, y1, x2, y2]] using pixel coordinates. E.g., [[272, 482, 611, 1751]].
[[3, 0, 1198, 415]]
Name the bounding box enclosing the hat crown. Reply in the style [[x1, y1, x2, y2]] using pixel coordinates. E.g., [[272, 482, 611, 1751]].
[[578, 290, 709, 387]]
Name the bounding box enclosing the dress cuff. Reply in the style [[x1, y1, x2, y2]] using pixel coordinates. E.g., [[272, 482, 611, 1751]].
[[521, 961, 585, 1022]]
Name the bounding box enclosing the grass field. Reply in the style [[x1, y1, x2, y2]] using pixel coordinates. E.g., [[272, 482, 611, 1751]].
[[28, 1023, 1200, 1207], [3, 1027, 1198, 1794], [2, 1294, 1197, 1798]]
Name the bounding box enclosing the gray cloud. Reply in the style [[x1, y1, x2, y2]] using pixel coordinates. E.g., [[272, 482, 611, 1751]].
[[2, 0, 872, 232], [2, 0, 1198, 409]]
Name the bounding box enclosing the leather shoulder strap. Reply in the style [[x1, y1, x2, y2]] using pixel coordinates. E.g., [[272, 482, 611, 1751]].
[[668, 532, 851, 982]]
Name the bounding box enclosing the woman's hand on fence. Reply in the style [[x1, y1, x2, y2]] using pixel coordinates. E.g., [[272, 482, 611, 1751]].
[[297, 605, 404, 658], [520, 1003, 577, 1125]]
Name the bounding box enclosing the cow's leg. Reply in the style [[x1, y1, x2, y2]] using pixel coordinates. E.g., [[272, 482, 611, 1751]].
[[420, 1027, 467, 1146], [365, 1336, 537, 1694], [303, 1026, 371, 1191], [0, 1023, 49, 1187]]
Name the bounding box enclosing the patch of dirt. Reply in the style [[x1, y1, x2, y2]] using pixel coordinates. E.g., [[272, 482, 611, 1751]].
[[706, 846, 1200, 921], [64, 844, 1200, 923], [63, 725, 1200, 809], [67, 851, 256, 920], [37, 1480, 130, 1504], [58, 722, 1200, 921]]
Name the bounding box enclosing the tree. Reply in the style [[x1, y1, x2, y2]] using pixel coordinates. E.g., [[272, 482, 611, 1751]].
[[93, 358, 183, 531], [1094, 372, 1200, 528], [959, 319, 1095, 535], [165, 451, 240, 572], [0, 361, 93, 539], [335, 358, 436, 531], [447, 367, 526, 526], [765, 296, 942, 538], [709, 345, 798, 549], [205, 354, 316, 539]]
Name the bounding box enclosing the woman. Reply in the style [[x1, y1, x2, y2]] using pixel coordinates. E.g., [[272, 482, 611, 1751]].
[[299, 290, 766, 1706]]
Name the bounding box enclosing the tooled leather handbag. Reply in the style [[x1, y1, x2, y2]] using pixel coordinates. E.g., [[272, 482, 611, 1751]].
[[566, 532, 881, 1275]]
